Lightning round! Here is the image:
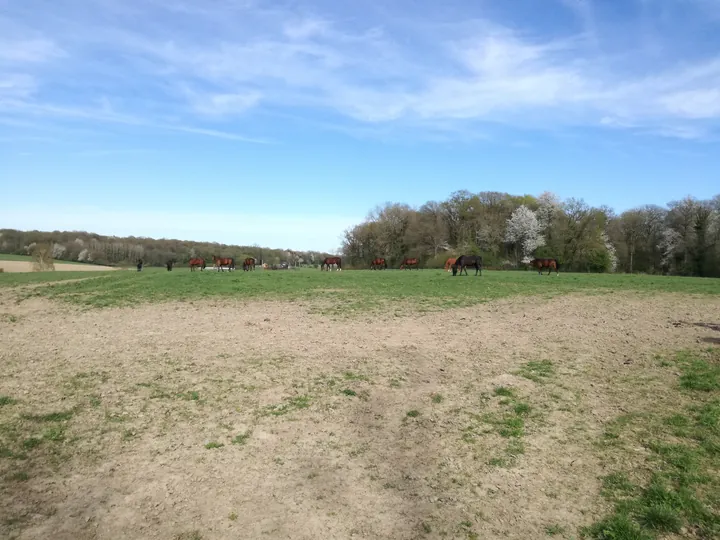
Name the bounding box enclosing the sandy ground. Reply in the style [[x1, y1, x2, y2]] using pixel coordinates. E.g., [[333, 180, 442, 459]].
[[0, 261, 118, 273], [1, 292, 719, 540]]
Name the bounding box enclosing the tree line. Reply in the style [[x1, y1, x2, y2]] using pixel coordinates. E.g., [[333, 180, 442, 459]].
[[341, 191, 720, 276], [0, 229, 332, 268]]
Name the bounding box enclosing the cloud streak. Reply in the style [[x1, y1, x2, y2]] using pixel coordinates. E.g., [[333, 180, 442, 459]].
[[1, 0, 720, 141]]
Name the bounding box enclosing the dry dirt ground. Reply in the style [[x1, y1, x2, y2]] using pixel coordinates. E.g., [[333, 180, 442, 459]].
[[0, 261, 118, 273], [1, 292, 719, 540]]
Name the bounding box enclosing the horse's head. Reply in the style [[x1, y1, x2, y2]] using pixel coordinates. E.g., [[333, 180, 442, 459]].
[[452, 264, 458, 276]]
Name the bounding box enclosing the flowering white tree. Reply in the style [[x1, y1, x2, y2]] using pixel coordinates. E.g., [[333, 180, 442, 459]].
[[52, 243, 66, 259], [536, 191, 560, 231], [601, 232, 618, 272], [658, 228, 683, 270], [505, 205, 546, 261]]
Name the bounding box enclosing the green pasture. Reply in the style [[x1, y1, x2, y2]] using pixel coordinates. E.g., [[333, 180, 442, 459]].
[[3, 267, 719, 313]]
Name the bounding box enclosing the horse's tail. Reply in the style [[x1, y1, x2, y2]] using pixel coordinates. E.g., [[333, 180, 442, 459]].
[[554, 259, 560, 271]]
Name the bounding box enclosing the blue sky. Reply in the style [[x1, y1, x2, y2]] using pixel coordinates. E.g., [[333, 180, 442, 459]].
[[1, 0, 719, 252]]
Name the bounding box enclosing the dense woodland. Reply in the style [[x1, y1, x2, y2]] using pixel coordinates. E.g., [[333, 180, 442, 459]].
[[341, 191, 720, 276], [0, 229, 331, 268]]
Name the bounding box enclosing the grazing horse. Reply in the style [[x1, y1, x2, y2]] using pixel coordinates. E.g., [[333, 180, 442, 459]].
[[370, 258, 387, 270], [212, 255, 235, 272], [444, 257, 457, 272], [136, 259, 143, 272], [243, 257, 256, 271], [453, 255, 482, 276], [400, 257, 419, 270], [189, 257, 206, 271], [529, 258, 560, 276], [321, 256, 342, 271]]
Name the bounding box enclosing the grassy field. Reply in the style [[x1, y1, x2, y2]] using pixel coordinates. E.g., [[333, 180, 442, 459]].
[[1, 268, 719, 539], [4, 267, 720, 312]]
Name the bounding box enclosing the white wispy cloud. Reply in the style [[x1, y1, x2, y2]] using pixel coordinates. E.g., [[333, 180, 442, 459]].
[[0, 38, 64, 63], [1, 0, 719, 141]]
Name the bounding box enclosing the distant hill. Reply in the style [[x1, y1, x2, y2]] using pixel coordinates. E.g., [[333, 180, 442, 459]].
[[0, 228, 332, 268]]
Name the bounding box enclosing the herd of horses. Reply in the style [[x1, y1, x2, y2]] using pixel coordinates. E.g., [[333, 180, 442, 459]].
[[183, 256, 257, 272], [144, 255, 560, 275], [367, 256, 559, 275]]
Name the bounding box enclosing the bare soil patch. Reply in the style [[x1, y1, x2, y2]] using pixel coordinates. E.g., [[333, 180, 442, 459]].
[[1, 293, 719, 539], [0, 261, 118, 273]]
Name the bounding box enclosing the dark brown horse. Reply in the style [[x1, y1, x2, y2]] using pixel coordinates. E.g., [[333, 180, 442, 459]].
[[189, 257, 206, 271], [400, 257, 419, 270], [371, 257, 387, 270], [243, 257, 256, 271], [444, 257, 457, 272], [453, 255, 482, 276], [212, 255, 235, 272], [321, 256, 342, 271], [529, 258, 559, 276]]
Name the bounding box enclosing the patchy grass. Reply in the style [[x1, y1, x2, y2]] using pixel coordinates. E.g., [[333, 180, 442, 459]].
[[406, 410, 421, 418], [263, 395, 311, 416], [674, 350, 720, 392], [583, 348, 720, 539], [22, 409, 75, 422], [516, 360, 555, 383], [341, 388, 357, 397], [231, 431, 252, 445], [466, 386, 538, 467], [204, 441, 224, 449], [174, 531, 203, 540], [545, 524, 566, 536], [0, 396, 17, 407], [6, 471, 29, 482], [493, 386, 516, 398], [22, 437, 42, 450]]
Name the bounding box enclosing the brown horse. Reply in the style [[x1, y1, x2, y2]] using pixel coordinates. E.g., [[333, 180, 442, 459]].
[[212, 255, 235, 272], [371, 257, 387, 270], [529, 258, 559, 276], [321, 256, 342, 271], [243, 257, 256, 271], [444, 257, 457, 272], [453, 255, 482, 276], [400, 257, 419, 270], [189, 257, 206, 271]]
